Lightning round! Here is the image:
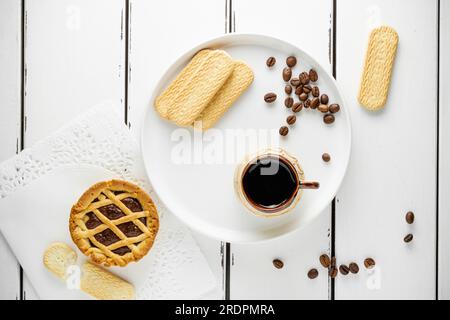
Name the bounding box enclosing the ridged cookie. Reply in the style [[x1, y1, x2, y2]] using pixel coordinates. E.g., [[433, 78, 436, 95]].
[[195, 60, 254, 130], [81, 262, 135, 300], [43, 242, 77, 280], [358, 26, 398, 111], [155, 49, 211, 119]]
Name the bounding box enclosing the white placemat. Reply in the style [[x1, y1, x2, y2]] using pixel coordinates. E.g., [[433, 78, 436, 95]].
[[0, 102, 216, 299]]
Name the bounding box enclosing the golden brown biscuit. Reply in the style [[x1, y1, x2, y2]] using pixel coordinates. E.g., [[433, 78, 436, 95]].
[[358, 26, 399, 111], [43, 242, 77, 280]]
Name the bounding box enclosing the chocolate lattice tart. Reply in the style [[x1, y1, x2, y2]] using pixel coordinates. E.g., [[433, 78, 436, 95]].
[[69, 180, 159, 267]]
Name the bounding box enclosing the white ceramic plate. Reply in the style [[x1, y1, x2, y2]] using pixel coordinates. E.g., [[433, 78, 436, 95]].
[[141, 34, 351, 242]]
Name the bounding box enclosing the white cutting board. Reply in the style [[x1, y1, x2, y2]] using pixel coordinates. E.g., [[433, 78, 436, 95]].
[[0, 164, 214, 299]]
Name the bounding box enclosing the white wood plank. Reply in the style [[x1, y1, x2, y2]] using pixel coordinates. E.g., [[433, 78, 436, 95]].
[[127, 0, 227, 299], [230, 0, 332, 299], [335, 0, 437, 299], [0, 0, 22, 300], [22, 0, 126, 298], [439, 0, 450, 300]]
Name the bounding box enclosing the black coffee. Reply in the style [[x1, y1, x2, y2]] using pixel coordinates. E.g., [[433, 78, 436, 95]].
[[242, 155, 298, 211]]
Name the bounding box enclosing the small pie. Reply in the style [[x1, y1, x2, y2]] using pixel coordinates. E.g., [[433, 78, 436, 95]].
[[69, 180, 159, 267]]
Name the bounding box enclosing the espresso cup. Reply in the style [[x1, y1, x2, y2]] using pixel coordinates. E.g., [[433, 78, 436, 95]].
[[234, 148, 319, 217]]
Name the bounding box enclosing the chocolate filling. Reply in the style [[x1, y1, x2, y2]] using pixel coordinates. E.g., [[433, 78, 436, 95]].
[[84, 195, 147, 256]]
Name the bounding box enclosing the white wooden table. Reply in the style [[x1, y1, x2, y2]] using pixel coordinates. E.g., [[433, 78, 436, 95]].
[[0, 0, 448, 300]]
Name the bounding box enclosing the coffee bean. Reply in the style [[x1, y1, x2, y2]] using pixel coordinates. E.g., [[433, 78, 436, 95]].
[[273, 259, 284, 269], [264, 92, 277, 103], [302, 85, 312, 94], [309, 69, 318, 82], [364, 258, 376, 269], [295, 86, 303, 95], [406, 211, 415, 224], [299, 72, 310, 85], [329, 266, 338, 278], [319, 254, 331, 268], [285, 97, 294, 108], [307, 268, 319, 279], [283, 67, 292, 82], [318, 104, 329, 113], [292, 102, 303, 113], [323, 114, 335, 124], [320, 94, 329, 104], [279, 126, 289, 136], [299, 93, 308, 101], [266, 56, 276, 67], [331, 256, 336, 267], [349, 262, 359, 274], [304, 99, 311, 109], [285, 85, 292, 95], [290, 78, 301, 87], [310, 97, 320, 109], [312, 86, 320, 97], [286, 56, 297, 67], [329, 103, 340, 113], [404, 233, 413, 243], [339, 264, 350, 275], [322, 153, 331, 162], [287, 115, 296, 125]]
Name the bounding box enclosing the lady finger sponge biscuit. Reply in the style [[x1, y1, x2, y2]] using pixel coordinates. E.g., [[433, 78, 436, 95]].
[[196, 60, 254, 130], [156, 49, 235, 126], [43, 242, 77, 280], [81, 262, 135, 300], [358, 26, 398, 111]]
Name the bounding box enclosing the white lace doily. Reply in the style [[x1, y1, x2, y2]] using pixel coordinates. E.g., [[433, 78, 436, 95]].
[[0, 102, 216, 299]]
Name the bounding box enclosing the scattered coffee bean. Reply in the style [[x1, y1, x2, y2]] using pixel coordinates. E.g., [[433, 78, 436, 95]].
[[299, 72, 310, 85], [329, 103, 340, 113], [312, 86, 320, 97], [323, 114, 335, 124], [264, 92, 277, 103], [349, 262, 359, 274], [318, 104, 329, 113], [273, 259, 284, 269], [331, 256, 336, 267], [322, 153, 331, 162], [320, 94, 329, 104], [404, 233, 413, 243], [292, 102, 303, 113], [285, 97, 294, 108], [364, 258, 376, 269], [339, 264, 350, 275], [295, 86, 303, 95], [290, 77, 301, 87], [304, 99, 311, 109], [279, 126, 289, 136], [406, 211, 415, 224], [329, 266, 338, 278], [302, 85, 312, 94], [285, 85, 292, 95], [299, 93, 308, 101], [283, 67, 292, 82], [309, 69, 318, 82], [286, 56, 297, 67], [319, 254, 331, 268], [287, 115, 297, 125], [266, 56, 276, 67], [307, 268, 319, 279], [310, 97, 320, 109]]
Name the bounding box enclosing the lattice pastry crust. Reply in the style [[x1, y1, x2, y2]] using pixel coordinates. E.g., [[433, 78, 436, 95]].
[[69, 180, 159, 267]]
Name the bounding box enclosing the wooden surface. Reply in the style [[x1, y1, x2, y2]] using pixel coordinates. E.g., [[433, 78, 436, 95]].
[[0, 0, 447, 300]]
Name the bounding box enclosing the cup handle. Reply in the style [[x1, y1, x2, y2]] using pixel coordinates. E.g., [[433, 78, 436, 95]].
[[299, 181, 320, 189]]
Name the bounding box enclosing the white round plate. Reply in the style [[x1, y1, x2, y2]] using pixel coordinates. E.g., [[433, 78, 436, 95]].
[[142, 34, 351, 242]]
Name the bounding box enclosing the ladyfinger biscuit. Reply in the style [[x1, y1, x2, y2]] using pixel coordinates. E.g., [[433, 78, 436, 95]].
[[80, 262, 135, 300], [358, 26, 398, 111], [167, 50, 235, 126], [195, 60, 254, 130], [43, 242, 77, 280], [155, 49, 211, 119]]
